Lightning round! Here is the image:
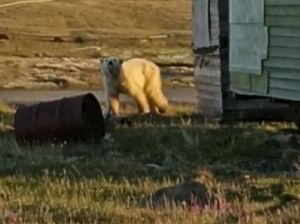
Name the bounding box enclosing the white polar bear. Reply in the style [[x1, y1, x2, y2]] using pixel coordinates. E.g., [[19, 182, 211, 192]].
[[99, 57, 169, 117]]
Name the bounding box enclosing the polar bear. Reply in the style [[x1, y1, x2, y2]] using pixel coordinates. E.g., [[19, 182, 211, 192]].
[[99, 57, 169, 117]]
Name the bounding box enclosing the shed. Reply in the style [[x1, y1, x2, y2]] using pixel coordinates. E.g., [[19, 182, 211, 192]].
[[192, 0, 296, 123]]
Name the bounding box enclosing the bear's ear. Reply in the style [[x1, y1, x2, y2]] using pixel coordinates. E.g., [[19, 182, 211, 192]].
[[119, 59, 124, 64]]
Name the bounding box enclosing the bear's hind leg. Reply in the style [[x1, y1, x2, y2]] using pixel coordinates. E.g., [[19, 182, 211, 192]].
[[127, 87, 150, 114], [145, 91, 169, 114], [147, 97, 159, 114]]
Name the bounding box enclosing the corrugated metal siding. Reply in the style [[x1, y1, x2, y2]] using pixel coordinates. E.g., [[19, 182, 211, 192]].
[[193, 0, 229, 118], [264, 1, 300, 101]]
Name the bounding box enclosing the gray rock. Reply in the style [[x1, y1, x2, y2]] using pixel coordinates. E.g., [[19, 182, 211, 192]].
[[140, 180, 209, 209]]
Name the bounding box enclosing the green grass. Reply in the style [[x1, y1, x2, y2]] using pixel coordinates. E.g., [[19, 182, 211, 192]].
[[0, 105, 300, 223]]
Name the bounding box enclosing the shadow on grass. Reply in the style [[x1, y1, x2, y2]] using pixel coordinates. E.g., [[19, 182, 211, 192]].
[[0, 115, 297, 180], [3, 203, 152, 224]]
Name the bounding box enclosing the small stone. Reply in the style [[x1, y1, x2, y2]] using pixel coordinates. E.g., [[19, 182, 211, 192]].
[[140, 180, 209, 209], [53, 36, 64, 43], [0, 33, 9, 40]]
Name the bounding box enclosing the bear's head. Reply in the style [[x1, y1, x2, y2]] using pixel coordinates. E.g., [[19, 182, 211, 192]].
[[99, 57, 123, 79]]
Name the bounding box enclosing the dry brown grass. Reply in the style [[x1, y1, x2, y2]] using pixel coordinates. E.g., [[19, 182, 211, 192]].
[[0, 0, 191, 56], [0, 102, 15, 131], [0, 0, 190, 35], [0, 0, 192, 89], [0, 103, 300, 223], [0, 102, 15, 114]]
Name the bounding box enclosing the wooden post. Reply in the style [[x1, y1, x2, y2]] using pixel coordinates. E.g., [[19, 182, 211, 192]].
[[192, 0, 229, 119]]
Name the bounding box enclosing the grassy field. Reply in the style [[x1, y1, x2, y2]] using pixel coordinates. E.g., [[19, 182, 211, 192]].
[[1, 102, 300, 223], [0, 0, 193, 90]]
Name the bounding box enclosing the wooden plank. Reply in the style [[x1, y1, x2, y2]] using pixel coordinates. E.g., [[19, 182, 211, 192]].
[[196, 83, 222, 93], [195, 78, 221, 86], [270, 27, 300, 37], [269, 88, 300, 101], [211, 26, 229, 38], [210, 0, 219, 9], [196, 56, 221, 67], [192, 46, 219, 55], [196, 97, 222, 107], [251, 71, 269, 94], [266, 16, 300, 27], [196, 96, 222, 110], [192, 0, 210, 48], [224, 98, 290, 110], [266, 0, 300, 6], [264, 58, 300, 70], [268, 67, 300, 80], [211, 27, 220, 38], [270, 78, 300, 90], [210, 21, 220, 28], [211, 38, 219, 46], [196, 92, 222, 102], [230, 24, 268, 75], [266, 6, 300, 16], [230, 0, 264, 23], [195, 67, 221, 78], [269, 36, 300, 48], [210, 14, 219, 24], [223, 98, 292, 122], [210, 1, 219, 15], [211, 22, 229, 36], [194, 54, 223, 118], [195, 73, 221, 85], [230, 73, 251, 90], [196, 107, 222, 119], [269, 47, 300, 59]]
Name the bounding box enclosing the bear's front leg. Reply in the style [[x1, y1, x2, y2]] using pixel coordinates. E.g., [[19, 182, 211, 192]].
[[105, 89, 120, 117], [108, 93, 120, 116]]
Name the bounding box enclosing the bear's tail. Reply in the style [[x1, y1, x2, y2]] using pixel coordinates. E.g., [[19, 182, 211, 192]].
[[148, 89, 169, 114]]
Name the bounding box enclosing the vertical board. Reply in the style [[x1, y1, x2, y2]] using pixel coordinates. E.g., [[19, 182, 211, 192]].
[[230, 0, 264, 23], [192, 0, 211, 48], [194, 56, 223, 118], [193, 0, 230, 118], [230, 24, 268, 75], [229, 0, 267, 76]]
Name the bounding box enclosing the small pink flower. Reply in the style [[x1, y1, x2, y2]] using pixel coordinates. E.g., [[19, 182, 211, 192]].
[[276, 208, 281, 216], [243, 210, 251, 223], [245, 214, 251, 223], [190, 203, 200, 214], [218, 197, 229, 214], [189, 191, 200, 214], [6, 212, 18, 223], [202, 204, 210, 213]]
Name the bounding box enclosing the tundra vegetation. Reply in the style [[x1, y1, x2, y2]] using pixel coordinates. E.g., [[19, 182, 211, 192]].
[[0, 102, 300, 223], [1, 1, 300, 223]]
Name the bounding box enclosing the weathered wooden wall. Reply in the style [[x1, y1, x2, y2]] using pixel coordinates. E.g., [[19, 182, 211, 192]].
[[264, 0, 300, 101], [193, 0, 229, 118]]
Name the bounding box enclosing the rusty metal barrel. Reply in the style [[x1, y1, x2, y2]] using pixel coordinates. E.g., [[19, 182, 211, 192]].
[[14, 93, 105, 148]]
